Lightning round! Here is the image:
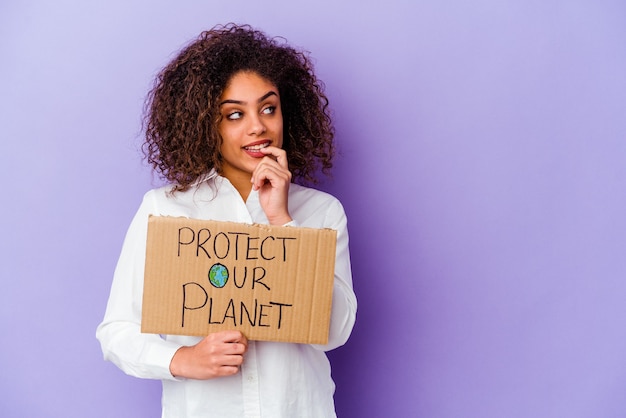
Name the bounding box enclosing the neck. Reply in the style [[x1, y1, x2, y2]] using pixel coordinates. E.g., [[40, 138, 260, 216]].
[[221, 167, 252, 201]]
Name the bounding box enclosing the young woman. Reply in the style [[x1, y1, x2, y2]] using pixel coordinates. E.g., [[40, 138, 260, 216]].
[[96, 24, 357, 417]]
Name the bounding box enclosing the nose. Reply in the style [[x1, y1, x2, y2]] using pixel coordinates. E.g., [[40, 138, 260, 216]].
[[248, 114, 266, 136]]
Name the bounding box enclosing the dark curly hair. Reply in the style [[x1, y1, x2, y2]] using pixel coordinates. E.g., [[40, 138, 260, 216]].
[[142, 24, 335, 192]]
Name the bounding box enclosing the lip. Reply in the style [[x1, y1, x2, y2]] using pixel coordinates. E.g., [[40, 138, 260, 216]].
[[242, 140, 271, 157]]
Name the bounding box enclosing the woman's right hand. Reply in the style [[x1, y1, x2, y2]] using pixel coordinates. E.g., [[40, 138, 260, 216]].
[[169, 330, 248, 379]]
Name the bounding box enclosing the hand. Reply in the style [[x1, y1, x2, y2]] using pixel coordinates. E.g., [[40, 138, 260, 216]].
[[251, 146, 293, 225], [169, 330, 248, 380]]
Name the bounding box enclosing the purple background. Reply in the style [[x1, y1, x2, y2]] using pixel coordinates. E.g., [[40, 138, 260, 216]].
[[2, 1, 625, 417]]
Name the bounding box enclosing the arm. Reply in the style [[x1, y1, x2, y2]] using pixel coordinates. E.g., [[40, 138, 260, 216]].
[[252, 148, 356, 350], [96, 191, 182, 380], [96, 191, 250, 381], [313, 199, 357, 351]]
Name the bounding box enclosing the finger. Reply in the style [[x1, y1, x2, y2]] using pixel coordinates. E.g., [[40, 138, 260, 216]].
[[210, 363, 239, 378], [260, 146, 288, 169], [252, 163, 290, 191], [239, 334, 248, 349], [253, 155, 284, 178], [254, 156, 291, 179], [218, 365, 241, 376], [254, 163, 288, 183], [225, 332, 249, 354], [216, 330, 246, 343], [224, 342, 247, 355], [229, 350, 245, 363]]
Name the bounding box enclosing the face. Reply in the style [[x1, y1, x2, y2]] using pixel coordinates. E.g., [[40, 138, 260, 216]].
[[217, 71, 283, 183]]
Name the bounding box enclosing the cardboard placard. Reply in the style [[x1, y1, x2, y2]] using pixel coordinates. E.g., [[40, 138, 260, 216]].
[[141, 216, 337, 344]]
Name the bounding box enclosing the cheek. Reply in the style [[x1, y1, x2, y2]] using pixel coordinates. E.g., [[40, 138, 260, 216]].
[[218, 125, 237, 146], [276, 121, 285, 148], [273, 115, 284, 137]]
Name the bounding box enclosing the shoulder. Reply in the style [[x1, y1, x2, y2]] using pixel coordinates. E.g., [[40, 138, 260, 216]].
[[143, 172, 221, 202], [141, 179, 220, 216], [288, 183, 346, 228], [289, 183, 343, 208], [141, 184, 182, 208]]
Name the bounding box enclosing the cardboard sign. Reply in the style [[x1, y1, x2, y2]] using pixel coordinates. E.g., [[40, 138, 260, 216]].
[[141, 216, 337, 344]]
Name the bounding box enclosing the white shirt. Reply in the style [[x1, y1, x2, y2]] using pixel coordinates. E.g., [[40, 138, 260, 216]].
[[96, 173, 357, 418]]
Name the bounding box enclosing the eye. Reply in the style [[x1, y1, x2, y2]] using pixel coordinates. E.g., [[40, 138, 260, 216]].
[[226, 111, 243, 121], [261, 106, 275, 115]]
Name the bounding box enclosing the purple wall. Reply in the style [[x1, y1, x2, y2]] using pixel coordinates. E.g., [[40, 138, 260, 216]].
[[2, 1, 625, 417]]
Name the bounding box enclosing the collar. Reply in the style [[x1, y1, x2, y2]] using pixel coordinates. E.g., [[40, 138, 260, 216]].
[[188, 169, 220, 188]]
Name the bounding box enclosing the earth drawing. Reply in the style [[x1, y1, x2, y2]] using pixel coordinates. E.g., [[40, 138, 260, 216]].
[[208, 263, 229, 288]]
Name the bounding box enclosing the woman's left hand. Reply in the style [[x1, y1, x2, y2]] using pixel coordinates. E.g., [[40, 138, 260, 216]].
[[251, 146, 293, 225]]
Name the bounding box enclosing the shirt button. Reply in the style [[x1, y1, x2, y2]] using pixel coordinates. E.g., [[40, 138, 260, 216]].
[[247, 375, 255, 382]]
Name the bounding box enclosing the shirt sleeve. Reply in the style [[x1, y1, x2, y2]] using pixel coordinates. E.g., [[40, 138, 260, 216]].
[[312, 198, 357, 351], [96, 191, 182, 380]]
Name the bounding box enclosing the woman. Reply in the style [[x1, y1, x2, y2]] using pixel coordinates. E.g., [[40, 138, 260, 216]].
[[96, 24, 357, 417]]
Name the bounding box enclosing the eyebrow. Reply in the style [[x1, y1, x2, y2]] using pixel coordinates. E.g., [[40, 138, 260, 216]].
[[219, 91, 278, 106]]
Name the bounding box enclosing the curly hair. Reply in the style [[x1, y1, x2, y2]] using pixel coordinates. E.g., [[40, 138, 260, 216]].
[[142, 24, 335, 192]]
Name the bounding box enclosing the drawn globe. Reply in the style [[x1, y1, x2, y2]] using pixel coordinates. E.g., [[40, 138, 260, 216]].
[[208, 263, 229, 288]]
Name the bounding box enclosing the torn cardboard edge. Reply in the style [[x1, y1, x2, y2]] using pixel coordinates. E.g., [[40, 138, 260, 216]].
[[141, 216, 337, 345]]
